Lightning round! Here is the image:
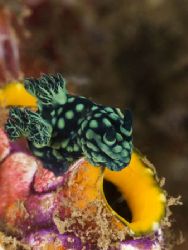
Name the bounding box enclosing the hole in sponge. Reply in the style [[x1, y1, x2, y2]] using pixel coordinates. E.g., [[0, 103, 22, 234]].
[[103, 179, 132, 223]]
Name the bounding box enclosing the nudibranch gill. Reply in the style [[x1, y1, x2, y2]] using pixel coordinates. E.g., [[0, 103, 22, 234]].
[[5, 74, 133, 175]]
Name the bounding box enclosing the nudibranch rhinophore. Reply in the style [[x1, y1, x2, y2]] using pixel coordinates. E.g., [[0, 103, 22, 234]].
[[5, 73, 133, 175]]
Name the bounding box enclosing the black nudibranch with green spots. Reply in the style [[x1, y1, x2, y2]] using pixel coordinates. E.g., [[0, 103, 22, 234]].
[[5, 74, 133, 176]]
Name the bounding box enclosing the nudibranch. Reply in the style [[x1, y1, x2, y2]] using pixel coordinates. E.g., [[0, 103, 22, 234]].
[[5, 74, 133, 175]]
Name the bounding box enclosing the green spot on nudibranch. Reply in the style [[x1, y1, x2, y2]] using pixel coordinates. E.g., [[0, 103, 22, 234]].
[[80, 138, 85, 146], [81, 120, 88, 131], [52, 149, 63, 160], [67, 156, 73, 162], [91, 152, 106, 163], [68, 97, 75, 103], [124, 157, 131, 163], [103, 132, 116, 146], [102, 118, 111, 127], [57, 107, 63, 115], [52, 117, 57, 125], [95, 136, 120, 160], [86, 141, 99, 152], [115, 108, 124, 118], [94, 113, 102, 118], [116, 133, 123, 141], [76, 103, 84, 112], [58, 118, 65, 129], [113, 145, 122, 153], [67, 146, 73, 152], [73, 144, 79, 151], [123, 141, 130, 149], [32, 142, 44, 149], [120, 126, 132, 136], [51, 110, 55, 116], [100, 110, 106, 114], [105, 107, 114, 113], [91, 106, 98, 111], [109, 113, 118, 120], [65, 110, 74, 119], [90, 120, 98, 128], [33, 150, 44, 157], [121, 150, 128, 157], [61, 138, 69, 148], [86, 129, 95, 140]]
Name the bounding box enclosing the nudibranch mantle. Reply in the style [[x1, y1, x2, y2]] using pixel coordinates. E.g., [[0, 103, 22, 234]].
[[5, 74, 133, 175]]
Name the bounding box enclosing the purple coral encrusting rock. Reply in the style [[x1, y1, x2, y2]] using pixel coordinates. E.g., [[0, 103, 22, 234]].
[[23, 229, 83, 249], [23, 230, 163, 250], [23, 193, 57, 231], [119, 238, 161, 250]]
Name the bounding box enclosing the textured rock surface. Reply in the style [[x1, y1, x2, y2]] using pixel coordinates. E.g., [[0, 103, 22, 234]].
[[0, 128, 164, 249]]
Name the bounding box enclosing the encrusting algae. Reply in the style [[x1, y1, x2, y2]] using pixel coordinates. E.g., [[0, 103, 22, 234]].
[[0, 75, 177, 250]]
